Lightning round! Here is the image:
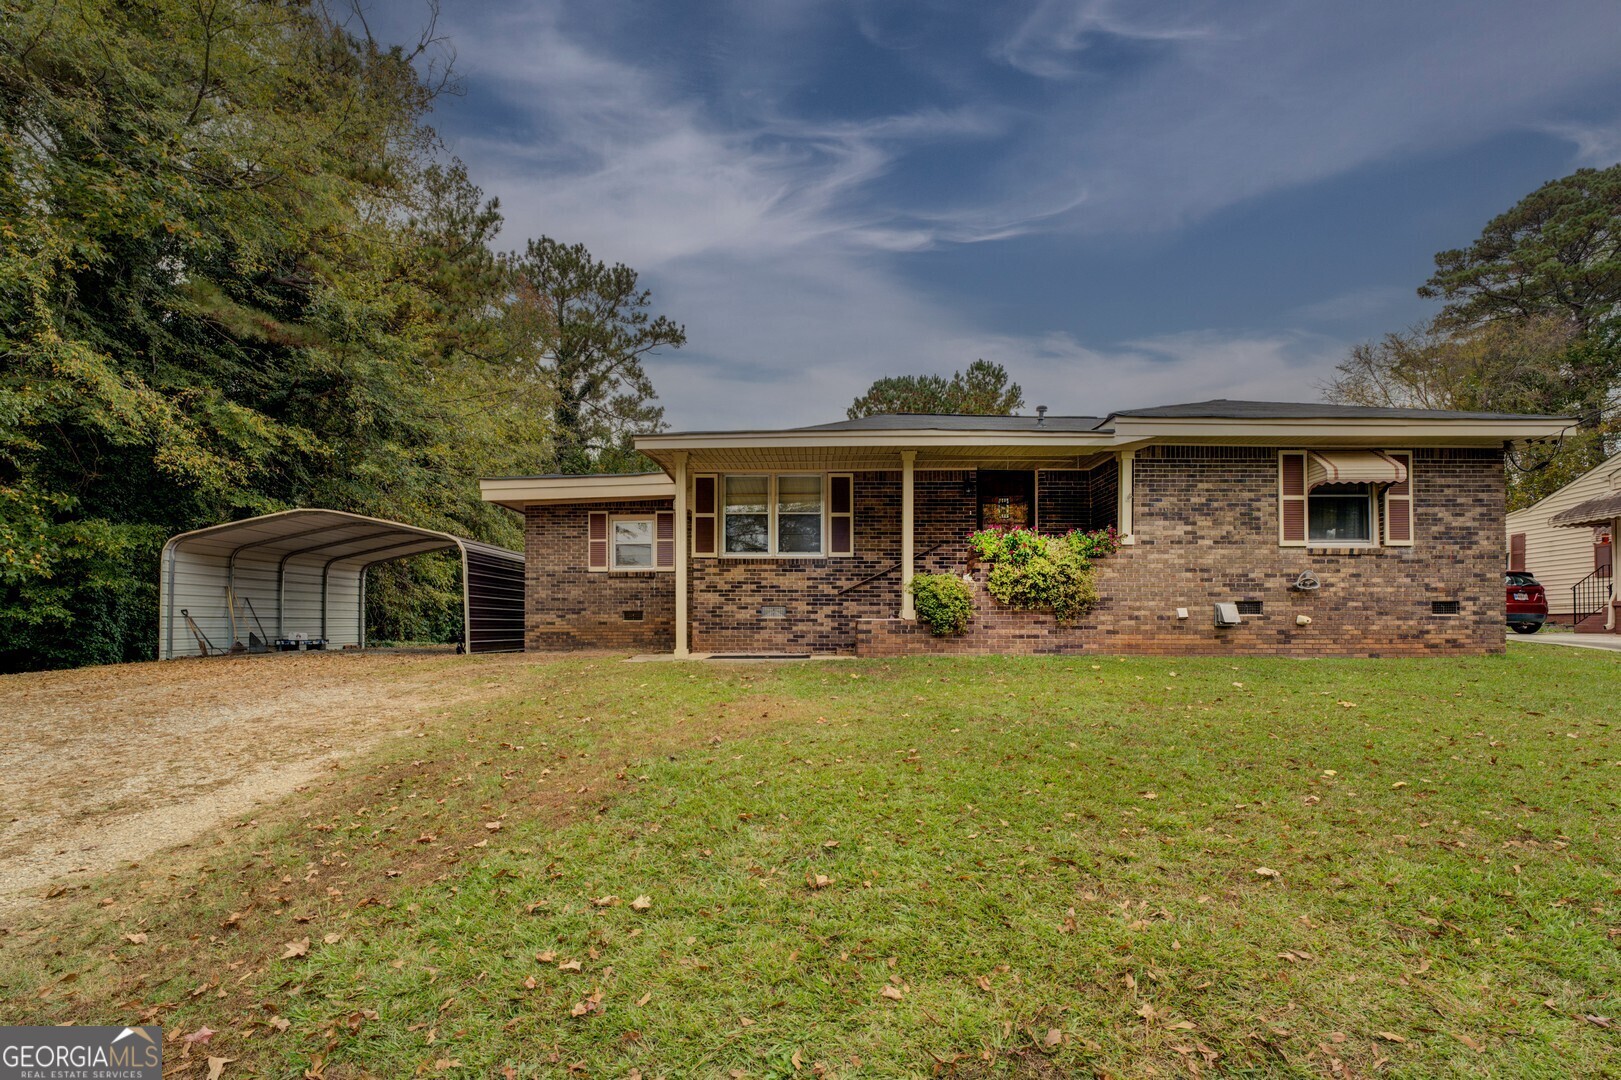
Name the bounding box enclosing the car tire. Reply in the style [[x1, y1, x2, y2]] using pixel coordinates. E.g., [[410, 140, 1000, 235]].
[[1510, 623, 1541, 634]]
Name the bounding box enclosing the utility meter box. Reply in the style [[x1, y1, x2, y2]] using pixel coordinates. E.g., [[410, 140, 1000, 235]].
[[1213, 602, 1243, 627]]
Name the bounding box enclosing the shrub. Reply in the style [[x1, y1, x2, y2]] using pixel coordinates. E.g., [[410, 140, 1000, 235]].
[[971, 526, 1111, 623], [908, 573, 974, 636]]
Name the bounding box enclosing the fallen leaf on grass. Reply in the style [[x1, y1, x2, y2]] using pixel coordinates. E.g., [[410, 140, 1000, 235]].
[[281, 938, 310, 959], [484, 821, 502, 832], [880, 985, 904, 1001], [631, 895, 652, 911], [322, 933, 342, 945], [1254, 867, 1280, 879], [806, 874, 833, 890], [1454, 1033, 1484, 1052], [185, 1026, 216, 1045], [1376, 1032, 1407, 1043], [822, 840, 839, 849], [590, 895, 619, 907], [207, 1057, 234, 1080], [1043, 1028, 1063, 1047], [635, 992, 652, 1007], [536, 950, 557, 963], [975, 975, 993, 992], [1166, 1020, 1196, 1031], [1582, 1015, 1614, 1028], [123, 932, 147, 945], [268, 1016, 291, 1032], [558, 959, 583, 973]]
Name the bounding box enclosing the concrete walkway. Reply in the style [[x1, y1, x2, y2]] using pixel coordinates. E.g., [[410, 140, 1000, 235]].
[[1508, 632, 1621, 652]]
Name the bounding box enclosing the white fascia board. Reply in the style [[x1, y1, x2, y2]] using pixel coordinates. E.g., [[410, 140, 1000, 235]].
[[1108, 416, 1574, 443], [479, 474, 677, 509]]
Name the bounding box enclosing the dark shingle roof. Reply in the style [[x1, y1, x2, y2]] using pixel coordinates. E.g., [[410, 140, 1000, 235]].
[[795, 413, 1108, 433], [1108, 399, 1571, 422]]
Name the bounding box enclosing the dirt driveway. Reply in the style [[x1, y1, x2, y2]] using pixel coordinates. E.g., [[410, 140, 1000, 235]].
[[0, 649, 529, 918]]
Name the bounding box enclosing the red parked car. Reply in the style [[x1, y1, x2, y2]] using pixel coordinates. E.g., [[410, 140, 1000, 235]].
[[1506, 571, 1548, 633]]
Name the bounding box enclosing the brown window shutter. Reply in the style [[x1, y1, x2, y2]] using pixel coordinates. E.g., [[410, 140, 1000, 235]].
[[828, 473, 854, 556], [1279, 452, 1307, 546], [1508, 532, 1526, 572], [692, 474, 717, 557], [588, 511, 609, 571], [655, 510, 675, 569], [1383, 451, 1413, 546]]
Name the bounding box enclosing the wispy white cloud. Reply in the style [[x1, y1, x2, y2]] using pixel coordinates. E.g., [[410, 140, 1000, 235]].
[[386, 0, 1621, 429], [1543, 117, 1621, 168], [996, 0, 1221, 79]]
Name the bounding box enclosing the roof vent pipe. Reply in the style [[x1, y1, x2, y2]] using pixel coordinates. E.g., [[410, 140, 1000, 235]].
[[1035, 405, 1048, 426]]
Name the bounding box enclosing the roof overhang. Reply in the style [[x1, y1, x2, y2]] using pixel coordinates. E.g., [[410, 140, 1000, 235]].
[[1106, 415, 1572, 447], [480, 472, 677, 511]]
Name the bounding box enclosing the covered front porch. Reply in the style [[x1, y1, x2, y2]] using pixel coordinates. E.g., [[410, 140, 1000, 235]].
[[1549, 495, 1619, 633], [635, 436, 1135, 656]]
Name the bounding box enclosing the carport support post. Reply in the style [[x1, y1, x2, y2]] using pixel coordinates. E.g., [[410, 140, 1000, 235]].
[[900, 450, 916, 621], [673, 452, 690, 657]]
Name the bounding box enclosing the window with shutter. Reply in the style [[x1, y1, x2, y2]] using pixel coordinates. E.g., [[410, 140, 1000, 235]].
[[1383, 451, 1413, 546], [587, 511, 610, 572], [692, 474, 717, 557], [1279, 452, 1307, 546], [1508, 532, 1526, 572], [828, 473, 854, 556]]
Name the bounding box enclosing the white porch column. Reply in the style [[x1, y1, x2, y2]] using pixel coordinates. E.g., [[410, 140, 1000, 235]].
[[1610, 516, 1619, 632], [900, 449, 917, 620], [673, 452, 690, 656], [1117, 449, 1136, 544]]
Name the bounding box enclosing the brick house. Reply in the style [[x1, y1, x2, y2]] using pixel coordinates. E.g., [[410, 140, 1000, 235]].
[[480, 400, 1569, 658]]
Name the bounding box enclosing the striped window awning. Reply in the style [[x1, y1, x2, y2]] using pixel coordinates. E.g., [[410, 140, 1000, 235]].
[[1306, 450, 1408, 489]]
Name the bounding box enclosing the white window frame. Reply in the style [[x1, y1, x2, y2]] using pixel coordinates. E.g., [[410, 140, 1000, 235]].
[[1306, 483, 1378, 547], [720, 473, 828, 558], [608, 514, 657, 571]]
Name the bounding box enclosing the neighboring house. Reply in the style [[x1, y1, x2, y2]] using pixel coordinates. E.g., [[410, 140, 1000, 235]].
[[1506, 454, 1619, 631], [481, 400, 1568, 658]]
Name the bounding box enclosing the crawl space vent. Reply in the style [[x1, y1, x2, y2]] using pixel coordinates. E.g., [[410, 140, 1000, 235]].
[[1431, 600, 1460, 616]]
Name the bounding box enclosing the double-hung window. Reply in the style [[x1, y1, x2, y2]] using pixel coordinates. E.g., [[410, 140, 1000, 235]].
[[611, 516, 655, 569], [723, 474, 824, 556]]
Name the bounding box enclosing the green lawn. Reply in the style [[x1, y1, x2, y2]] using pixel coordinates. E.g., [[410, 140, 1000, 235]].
[[4, 649, 1619, 1078]]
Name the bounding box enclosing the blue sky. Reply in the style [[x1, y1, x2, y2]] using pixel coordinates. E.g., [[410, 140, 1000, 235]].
[[372, 0, 1621, 429]]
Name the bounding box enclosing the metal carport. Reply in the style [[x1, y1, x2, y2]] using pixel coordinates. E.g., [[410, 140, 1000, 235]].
[[159, 509, 524, 659]]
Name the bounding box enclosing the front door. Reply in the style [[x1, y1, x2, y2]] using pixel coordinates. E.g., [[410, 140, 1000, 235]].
[[977, 470, 1036, 530]]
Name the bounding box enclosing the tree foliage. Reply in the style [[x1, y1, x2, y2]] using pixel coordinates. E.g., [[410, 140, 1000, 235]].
[[0, 1, 676, 670], [1329, 164, 1621, 508], [847, 359, 1024, 419], [508, 238, 685, 474]]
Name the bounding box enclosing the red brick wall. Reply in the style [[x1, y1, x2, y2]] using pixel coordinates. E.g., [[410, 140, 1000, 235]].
[[523, 447, 1507, 657], [858, 446, 1506, 657], [523, 500, 675, 651]]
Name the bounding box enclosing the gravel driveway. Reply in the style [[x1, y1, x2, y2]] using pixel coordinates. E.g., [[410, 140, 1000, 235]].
[[0, 649, 523, 917]]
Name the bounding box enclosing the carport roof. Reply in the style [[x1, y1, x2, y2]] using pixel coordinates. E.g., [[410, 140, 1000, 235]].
[[164, 508, 515, 568]]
